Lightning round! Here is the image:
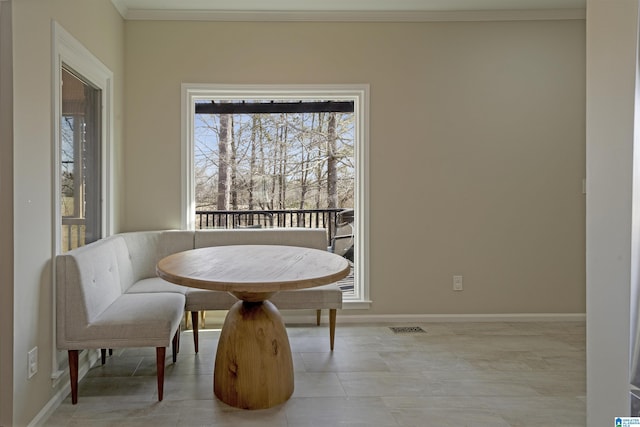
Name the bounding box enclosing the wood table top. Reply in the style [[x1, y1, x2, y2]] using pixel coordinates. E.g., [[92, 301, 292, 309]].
[[156, 245, 350, 295]]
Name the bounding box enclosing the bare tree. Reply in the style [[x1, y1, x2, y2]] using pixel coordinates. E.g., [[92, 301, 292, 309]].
[[278, 115, 289, 209], [248, 115, 257, 209], [314, 113, 326, 209], [326, 112, 338, 209], [230, 116, 238, 210], [217, 114, 232, 218], [195, 105, 354, 216], [298, 116, 310, 209]]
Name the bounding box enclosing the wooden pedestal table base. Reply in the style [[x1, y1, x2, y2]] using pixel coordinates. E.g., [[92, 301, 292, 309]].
[[156, 245, 350, 410], [215, 298, 293, 409]]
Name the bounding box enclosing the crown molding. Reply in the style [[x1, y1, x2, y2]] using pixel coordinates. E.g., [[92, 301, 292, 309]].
[[111, 0, 129, 18], [110, 0, 586, 22], [120, 8, 585, 22]]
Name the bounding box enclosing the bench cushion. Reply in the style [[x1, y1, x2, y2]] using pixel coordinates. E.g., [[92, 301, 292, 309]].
[[126, 277, 190, 294], [63, 292, 185, 349]]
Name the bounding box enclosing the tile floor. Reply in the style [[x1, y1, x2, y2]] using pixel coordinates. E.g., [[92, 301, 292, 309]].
[[43, 321, 585, 426]]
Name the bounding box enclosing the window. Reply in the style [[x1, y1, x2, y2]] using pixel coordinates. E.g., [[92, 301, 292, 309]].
[[183, 85, 370, 306], [53, 22, 113, 256], [59, 67, 102, 251]]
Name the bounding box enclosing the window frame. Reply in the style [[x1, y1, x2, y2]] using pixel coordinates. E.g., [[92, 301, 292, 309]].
[[182, 84, 370, 307], [53, 22, 114, 250], [51, 21, 114, 380]]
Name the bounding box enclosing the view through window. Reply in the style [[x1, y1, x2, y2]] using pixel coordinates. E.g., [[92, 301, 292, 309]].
[[193, 99, 356, 294], [60, 66, 101, 252]]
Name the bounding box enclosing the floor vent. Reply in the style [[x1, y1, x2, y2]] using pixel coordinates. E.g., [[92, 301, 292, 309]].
[[389, 326, 426, 334]]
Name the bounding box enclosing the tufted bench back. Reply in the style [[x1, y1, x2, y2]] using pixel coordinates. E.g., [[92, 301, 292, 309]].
[[119, 231, 195, 289], [56, 236, 130, 346]]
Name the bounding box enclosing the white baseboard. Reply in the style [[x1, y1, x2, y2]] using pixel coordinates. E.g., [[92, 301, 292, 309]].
[[281, 312, 586, 324], [327, 312, 586, 323]]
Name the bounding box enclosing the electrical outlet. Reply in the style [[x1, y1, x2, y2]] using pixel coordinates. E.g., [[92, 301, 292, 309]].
[[28, 347, 38, 379], [453, 275, 463, 291]]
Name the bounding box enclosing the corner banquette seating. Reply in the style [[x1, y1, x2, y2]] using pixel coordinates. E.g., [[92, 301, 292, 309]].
[[56, 228, 343, 403]]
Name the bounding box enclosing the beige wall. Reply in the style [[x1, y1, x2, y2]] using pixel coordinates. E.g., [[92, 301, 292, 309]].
[[125, 19, 586, 315], [11, 0, 124, 425]]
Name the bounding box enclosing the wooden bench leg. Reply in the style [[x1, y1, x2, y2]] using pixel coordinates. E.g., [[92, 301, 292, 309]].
[[156, 347, 166, 401], [172, 327, 180, 363], [101, 348, 114, 364], [68, 350, 79, 404], [329, 309, 337, 351], [191, 311, 199, 353], [316, 309, 321, 326]]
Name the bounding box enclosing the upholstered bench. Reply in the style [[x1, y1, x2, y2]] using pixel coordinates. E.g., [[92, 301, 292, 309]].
[[56, 228, 344, 403], [55, 236, 184, 404]]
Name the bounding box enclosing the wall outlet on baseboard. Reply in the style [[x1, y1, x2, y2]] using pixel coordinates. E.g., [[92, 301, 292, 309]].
[[28, 346, 38, 379], [453, 275, 463, 291]]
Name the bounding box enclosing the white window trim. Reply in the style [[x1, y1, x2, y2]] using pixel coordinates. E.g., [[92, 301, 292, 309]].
[[181, 84, 371, 307], [51, 21, 114, 380]]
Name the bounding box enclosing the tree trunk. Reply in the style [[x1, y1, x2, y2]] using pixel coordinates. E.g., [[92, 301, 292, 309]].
[[217, 114, 232, 224], [299, 148, 309, 209], [248, 115, 257, 210], [327, 112, 338, 209], [315, 113, 325, 209], [270, 129, 277, 211], [279, 117, 288, 209], [299, 114, 311, 209], [230, 116, 238, 210], [258, 117, 268, 210]]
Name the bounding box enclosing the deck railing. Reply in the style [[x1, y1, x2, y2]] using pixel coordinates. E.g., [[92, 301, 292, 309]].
[[61, 217, 85, 253], [195, 208, 344, 245], [60, 209, 347, 253]]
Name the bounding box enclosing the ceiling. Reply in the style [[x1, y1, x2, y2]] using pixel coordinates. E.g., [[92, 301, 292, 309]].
[[111, 0, 586, 21]]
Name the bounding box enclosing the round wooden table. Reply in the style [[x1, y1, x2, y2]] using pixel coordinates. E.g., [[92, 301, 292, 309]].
[[156, 245, 350, 409]]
